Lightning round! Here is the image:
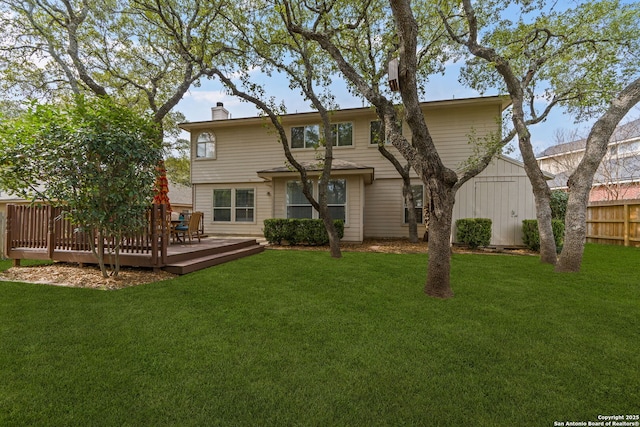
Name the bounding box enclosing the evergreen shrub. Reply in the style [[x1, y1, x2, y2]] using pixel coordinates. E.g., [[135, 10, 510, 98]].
[[264, 219, 344, 246], [455, 218, 492, 248], [522, 219, 565, 252]]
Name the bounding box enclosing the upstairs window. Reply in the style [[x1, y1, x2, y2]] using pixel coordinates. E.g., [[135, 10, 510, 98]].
[[291, 125, 319, 149], [370, 121, 385, 145], [331, 123, 353, 146], [196, 132, 216, 159], [370, 120, 401, 145]]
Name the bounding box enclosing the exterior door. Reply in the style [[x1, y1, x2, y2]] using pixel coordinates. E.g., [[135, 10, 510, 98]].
[[474, 180, 521, 246]]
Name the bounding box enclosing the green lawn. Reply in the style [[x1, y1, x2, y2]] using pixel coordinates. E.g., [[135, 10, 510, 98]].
[[1, 244, 638, 426]]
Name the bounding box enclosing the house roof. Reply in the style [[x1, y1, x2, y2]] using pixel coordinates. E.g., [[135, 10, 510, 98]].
[[167, 182, 192, 206], [0, 191, 25, 202], [538, 118, 640, 158], [1, 183, 192, 206], [547, 155, 640, 189], [179, 95, 512, 132], [257, 159, 375, 184]]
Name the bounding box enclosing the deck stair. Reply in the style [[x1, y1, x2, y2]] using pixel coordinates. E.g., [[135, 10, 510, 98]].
[[163, 238, 264, 275]]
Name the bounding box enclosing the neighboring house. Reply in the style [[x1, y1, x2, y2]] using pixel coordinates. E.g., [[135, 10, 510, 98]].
[[537, 119, 640, 201], [180, 96, 541, 247], [164, 182, 194, 213], [0, 182, 193, 214], [0, 191, 33, 216]]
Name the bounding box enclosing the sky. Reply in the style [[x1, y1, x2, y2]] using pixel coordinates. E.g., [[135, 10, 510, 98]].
[[175, 61, 604, 158]]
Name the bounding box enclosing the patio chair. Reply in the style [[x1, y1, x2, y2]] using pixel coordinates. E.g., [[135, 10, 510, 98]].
[[173, 211, 203, 244]]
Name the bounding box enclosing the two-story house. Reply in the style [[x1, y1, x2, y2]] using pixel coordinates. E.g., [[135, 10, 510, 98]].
[[179, 96, 539, 246], [537, 118, 640, 201]]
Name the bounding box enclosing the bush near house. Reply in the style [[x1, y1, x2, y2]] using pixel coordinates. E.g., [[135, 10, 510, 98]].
[[264, 218, 344, 245], [522, 219, 565, 252], [550, 190, 569, 221], [456, 218, 492, 248]]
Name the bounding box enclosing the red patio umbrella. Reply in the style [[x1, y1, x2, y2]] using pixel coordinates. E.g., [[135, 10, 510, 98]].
[[153, 160, 172, 213]]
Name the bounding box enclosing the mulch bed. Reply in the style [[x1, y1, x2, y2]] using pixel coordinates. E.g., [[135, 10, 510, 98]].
[[1, 263, 176, 290]]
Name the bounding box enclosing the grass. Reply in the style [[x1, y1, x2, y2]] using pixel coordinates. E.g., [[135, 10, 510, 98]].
[[0, 244, 639, 426]]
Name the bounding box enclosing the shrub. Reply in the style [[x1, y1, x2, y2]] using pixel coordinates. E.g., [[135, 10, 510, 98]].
[[455, 218, 492, 248], [522, 219, 565, 252], [550, 190, 569, 221], [263, 218, 344, 246]]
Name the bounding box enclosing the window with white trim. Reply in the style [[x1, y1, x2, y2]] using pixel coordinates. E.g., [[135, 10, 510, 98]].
[[327, 179, 346, 221], [286, 181, 313, 218], [404, 184, 424, 224], [235, 189, 255, 222], [213, 188, 255, 222], [370, 120, 402, 145], [213, 189, 231, 221], [196, 132, 216, 158], [331, 123, 353, 146], [286, 179, 347, 222], [291, 125, 320, 149]]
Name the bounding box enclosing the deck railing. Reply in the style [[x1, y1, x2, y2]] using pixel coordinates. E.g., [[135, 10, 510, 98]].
[[4, 204, 169, 267]]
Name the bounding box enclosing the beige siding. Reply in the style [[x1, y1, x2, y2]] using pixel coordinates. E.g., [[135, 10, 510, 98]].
[[363, 178, 411, 238], [183, 97, 537, 245], [365, 157, 537, 246], [194, 182, 273, 238], [452, 157, 537, 245], [189, 101, 506, 184]]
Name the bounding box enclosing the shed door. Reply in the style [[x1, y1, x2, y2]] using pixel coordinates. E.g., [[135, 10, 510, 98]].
[[474, 181, 520, 246]]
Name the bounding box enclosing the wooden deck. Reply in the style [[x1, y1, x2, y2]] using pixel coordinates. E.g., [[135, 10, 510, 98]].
[[163, 238, 265, 274], [4, 204, 264, 274]]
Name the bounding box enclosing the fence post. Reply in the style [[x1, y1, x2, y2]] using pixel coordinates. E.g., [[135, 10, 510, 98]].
[[623, 203, 630, 247]]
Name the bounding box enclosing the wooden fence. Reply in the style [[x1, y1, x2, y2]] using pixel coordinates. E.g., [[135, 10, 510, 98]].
[[4, 204, 169, 267], [586, 199, 640, 247]]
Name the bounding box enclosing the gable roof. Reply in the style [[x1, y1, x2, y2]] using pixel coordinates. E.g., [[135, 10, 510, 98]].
[[538, 118, 640, 158]]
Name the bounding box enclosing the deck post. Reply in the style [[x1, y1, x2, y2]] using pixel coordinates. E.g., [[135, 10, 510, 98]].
[[47, 205, 55, 259], [160, 204, 168, 266], [151, 205, 159, 267], [5, 205, 13, 260]]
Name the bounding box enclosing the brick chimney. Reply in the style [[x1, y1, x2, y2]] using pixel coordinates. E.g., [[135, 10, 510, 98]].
[[211, 102, 229, 120]]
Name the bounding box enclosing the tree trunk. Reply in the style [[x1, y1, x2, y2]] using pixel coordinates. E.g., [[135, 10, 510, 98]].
[[424, 188, 455, 299], [556, 180, 591, 272], [320, 213, 342, 258], [94, 230, 109, 278], [402, 179, 419, 243], [514, 113, 557, 264], [557, 78, 640, 272]]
